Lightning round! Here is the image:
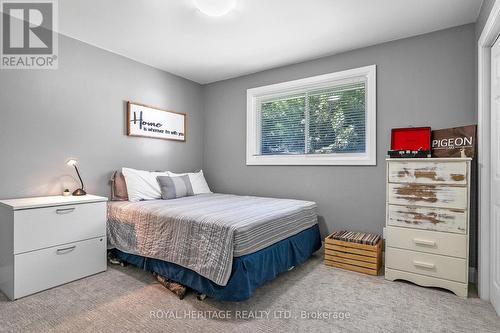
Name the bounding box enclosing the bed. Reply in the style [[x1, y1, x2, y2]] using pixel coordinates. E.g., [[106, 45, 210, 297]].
[[107, 193, 321, 301]]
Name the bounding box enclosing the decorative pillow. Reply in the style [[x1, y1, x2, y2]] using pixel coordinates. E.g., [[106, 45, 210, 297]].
[[121, 167, 169, 202], [110, 171, 129, 201], [157, 175, 194, 200], [168, 170, 211, 195]]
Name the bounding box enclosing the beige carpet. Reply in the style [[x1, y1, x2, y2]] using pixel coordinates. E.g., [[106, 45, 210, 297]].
[[0, 252, 499, 333]]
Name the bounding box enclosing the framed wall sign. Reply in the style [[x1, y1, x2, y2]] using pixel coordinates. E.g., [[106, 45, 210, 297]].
[[127, 102, 186, 142], [431, 125, 476, 158]]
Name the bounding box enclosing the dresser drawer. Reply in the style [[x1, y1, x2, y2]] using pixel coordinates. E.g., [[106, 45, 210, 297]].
[[388, 183, 467, 209], [14, 202, 106, 254], [386, 227, 467, 258], [388, 161, 467, 185], [13, 237, 106, 299], [386, 247, 467, 283], [387, 205, 466, 234]]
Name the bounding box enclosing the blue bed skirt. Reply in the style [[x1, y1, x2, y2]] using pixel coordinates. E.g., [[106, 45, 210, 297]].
[[111, 224, 321, 301]]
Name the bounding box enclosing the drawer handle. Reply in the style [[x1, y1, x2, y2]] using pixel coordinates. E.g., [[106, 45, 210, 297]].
[[56, 245, 76, 254], [56, 207, 76, 215], [413, 260, 435, 269], [413, 239, 436, 247]]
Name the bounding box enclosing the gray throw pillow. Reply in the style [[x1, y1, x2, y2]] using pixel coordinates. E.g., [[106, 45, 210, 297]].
[[157, 175, 194, 199]]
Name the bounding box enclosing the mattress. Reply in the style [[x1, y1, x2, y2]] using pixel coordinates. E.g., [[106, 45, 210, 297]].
[[107, 193, 318, 286]]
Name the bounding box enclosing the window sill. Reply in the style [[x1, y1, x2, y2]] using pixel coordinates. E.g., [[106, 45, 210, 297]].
[[246, 153, 376, 166]]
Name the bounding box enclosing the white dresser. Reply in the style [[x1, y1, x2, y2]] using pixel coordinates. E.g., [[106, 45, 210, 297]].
[[384, 158, 471, 297], [0, 195, 108, 300]]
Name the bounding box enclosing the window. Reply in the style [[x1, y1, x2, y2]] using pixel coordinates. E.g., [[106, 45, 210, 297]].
[[247, 65, 376, 165]]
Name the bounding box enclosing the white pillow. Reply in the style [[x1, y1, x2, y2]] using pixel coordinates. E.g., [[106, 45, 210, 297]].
[[122, 167, 169, 202], [168, 170, 211, 195]]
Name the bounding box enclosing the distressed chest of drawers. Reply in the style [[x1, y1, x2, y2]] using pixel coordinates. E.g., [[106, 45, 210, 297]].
[[0, 195, 108, 300], [384, 158, 471, 297]]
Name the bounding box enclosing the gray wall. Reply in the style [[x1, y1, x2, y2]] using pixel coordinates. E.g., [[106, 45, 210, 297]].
[[0, 34, 204, 198], [202, 24, 476, 238], [0, 24, 478, 265]]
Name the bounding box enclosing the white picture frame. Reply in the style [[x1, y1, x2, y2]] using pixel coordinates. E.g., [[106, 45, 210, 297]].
[[127, 101, 186, 142]]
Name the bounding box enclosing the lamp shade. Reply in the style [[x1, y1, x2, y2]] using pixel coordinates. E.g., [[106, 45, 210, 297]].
[[65, 158, 86, 196]]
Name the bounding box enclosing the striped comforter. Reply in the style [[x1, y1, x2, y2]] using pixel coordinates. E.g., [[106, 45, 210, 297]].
[[107, 193, 318, 286]]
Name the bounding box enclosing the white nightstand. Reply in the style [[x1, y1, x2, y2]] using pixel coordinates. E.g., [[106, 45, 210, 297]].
[[0, 195, 108, 300]]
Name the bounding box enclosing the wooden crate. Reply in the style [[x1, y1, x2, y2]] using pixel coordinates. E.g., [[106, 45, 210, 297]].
[[324, 232, 382, 276]]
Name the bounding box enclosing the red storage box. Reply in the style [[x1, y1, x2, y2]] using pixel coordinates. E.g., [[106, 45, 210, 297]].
[[391, 127, 431, 151]]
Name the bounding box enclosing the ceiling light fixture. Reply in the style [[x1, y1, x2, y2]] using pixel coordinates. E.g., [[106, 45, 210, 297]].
[[193, 0, 236, 17]]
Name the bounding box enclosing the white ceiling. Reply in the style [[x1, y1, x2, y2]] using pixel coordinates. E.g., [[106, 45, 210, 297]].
[[59, 0, 483, 84]]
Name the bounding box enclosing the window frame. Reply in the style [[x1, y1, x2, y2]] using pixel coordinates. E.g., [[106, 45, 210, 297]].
[[246, 65, 377, 166]]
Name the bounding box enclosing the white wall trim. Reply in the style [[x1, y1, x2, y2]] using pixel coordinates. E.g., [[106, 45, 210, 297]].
[[246, 65, 377, 166], [477, 0, 500, 301]]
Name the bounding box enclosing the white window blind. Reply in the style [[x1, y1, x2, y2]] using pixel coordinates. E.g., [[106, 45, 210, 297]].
[[259, 80, 366, 155], [247, 65, 376, 165]]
